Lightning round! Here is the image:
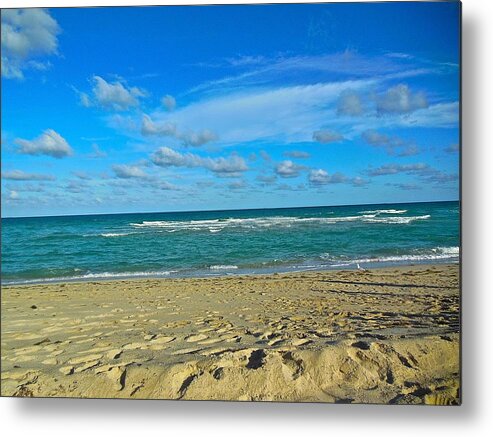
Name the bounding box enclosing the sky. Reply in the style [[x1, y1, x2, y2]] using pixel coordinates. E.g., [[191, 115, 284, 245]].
[[1, 2, 460, 217]]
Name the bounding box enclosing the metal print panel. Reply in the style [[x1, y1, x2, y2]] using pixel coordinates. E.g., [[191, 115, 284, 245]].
[[0, 1, 461, 404]]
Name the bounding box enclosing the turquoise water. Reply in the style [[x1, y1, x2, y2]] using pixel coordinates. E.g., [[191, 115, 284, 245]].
[[1, 201, 459, 285]]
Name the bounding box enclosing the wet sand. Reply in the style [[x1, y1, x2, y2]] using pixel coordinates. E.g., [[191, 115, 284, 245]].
[[1, 264, 460, 404]]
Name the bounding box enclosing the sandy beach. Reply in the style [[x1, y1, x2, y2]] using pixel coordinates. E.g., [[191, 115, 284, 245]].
[[1, 264, 460, 404]]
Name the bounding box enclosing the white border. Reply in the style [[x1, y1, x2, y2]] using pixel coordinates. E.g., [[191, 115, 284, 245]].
[[2, 1, 493, 436]]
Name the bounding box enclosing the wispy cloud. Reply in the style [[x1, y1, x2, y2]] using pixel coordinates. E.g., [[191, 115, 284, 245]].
[[283, 150, 311, 159], [337, 90, 364, 116], [127, 79, 456, 151], [161, 94, 176, 111], [228, 180, 248, 190], [87, 143, 107, 158], [361, 129, 419, 156], [367, 163, 457, 186], [367, 163, 430, 177], [312, 130, 344, 144], [189, 51, 433, 96], [386, 182, 422, 191], [72, 171, 91, 180], [2, 169, 56, 181], [141, 80, 372, 146], [256, 174, 277, 186]]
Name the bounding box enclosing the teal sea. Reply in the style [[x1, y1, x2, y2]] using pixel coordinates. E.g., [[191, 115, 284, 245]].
[[1, 201, 460, 285]]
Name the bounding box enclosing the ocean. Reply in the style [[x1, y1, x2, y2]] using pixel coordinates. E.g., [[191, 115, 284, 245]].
[[1, 201, 460, 285]]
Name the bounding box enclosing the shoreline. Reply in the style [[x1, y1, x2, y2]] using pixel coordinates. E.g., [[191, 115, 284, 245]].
[[1, 263, 460, 403], [2, 260, 460, 287]]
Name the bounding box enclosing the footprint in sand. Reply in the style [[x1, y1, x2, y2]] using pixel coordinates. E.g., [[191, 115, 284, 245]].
[[104, 366, 126, 391], [150, 336, 175, 345], [106, 349, 123, 360], [185, 334, 208, 343], [171, 347, 203, 355], [74, 360, 100, 373], [291, 338, 312, 347], [68, 353, 103, 365], [198, 338, 222, 345], [59, 365, 74, 375], [122, 342, 147, 350]]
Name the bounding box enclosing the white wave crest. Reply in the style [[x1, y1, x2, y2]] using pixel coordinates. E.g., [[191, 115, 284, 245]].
[[4, 270, 180, 285], [320, 246, 459, 265], [360, 209, 407, 214], [100, 232, 132, 237], [209, 265, 239, 270], [363, 215, 430, 224], [130, 213, 430, 231]]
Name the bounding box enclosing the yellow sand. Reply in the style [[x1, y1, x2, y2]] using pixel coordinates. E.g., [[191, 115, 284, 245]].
[[1, 264, 460, 404]]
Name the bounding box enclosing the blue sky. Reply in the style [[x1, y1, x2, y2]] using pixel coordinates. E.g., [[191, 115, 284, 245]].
[[1, 2, 460, 217]]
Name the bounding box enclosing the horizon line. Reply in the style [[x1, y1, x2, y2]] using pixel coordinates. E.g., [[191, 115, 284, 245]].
[[1, 198, 459, 220]]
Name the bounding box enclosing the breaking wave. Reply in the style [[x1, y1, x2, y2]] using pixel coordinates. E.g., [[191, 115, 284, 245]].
[[129, 214, 431, 232], [320, 246, 460, 265]]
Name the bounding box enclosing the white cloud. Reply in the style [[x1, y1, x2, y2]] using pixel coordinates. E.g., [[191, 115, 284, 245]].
[[64, 180, 87, 193], [284, 151, 310, 159], [180, 129, 218, 147], [79, 92, 91, 107], [354, 102, 459, 132], [397, 144, 420, 157], [15, 129, 73, 158], [275, 160, 306, 178], [72, 171, 91, 180], [309, 169, 345, 185], [312, 130, 344, 144], [4, 182, 46, 193], [142, 80, 371, 146], [362, 129, 401, 147], [8, 190, 19, 200], [151, 147, 248, 177], [337, 90, 364, 116], [274, 183, 306, 192], [151, 180, 179, 191], [190, 51, 418, 95], [308, 169, 367, 187], [113, 76, 456, 149], [367, 163, 457, 187], [367, 163, 430, 176], [1, 8, 60, 79], [85, 76, 146, 111], [228, 180, 247, 190], [142, 115, 177, 136], [256, 174, 277, 185], [361, 129, 420, 157], [445, 143, 459, 154], [2, 169, 56, 181], [141, 115, 217, 147], [387, 182, 422, 191], [112, 164, 149, 179], [161, 94, 176, 111], [376, 84, 428, 115], [88, 143, 107, 158]]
